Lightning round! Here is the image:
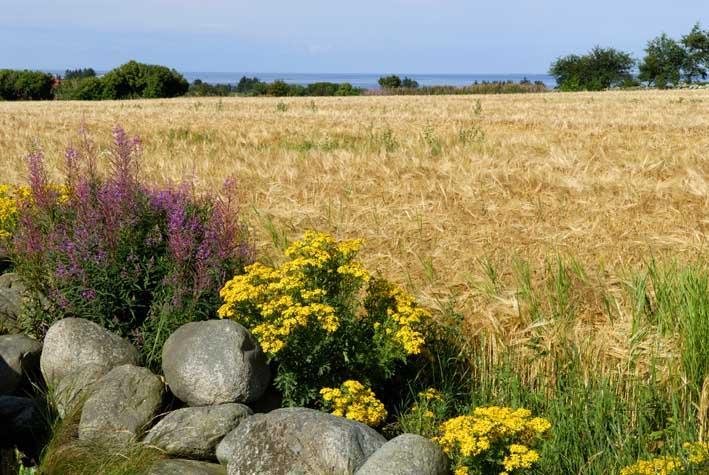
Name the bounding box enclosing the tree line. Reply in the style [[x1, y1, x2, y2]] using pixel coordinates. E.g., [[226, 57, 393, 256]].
[[550, 22, 709, 90]]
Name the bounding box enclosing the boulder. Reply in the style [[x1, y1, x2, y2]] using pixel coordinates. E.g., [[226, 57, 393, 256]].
[[0, 273, 26, 335], [144, 403, 251, 460], [40, 317, 140, 387], [0, 396, 46, 457], [162, 320, 269, 406], [149, 459, 227, 475], [355, 434, 449, 475], [217, 407, 386, 475], [53, 363, 110, 418], [0, 335, 42, 395], [78, 365, 164, 446]]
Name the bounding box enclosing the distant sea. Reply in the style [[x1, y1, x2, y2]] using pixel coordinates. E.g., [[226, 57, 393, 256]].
[[48, 70, 557, 89], [182, 72, 558, 89]]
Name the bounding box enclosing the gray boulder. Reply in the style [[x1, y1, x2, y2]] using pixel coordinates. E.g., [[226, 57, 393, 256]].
[[40, 317, 140, 387], [54, 363, 110, 418], [0, 396, 45, 456], [0, 334, 42, 395], [355, 434, 449, 475], [144, 403, 252, 460], [162, 320, 269, 406], [217, 407, 386, 475], [0, 273, 26, 335], [78, 365, 164, 445], [149, 459, 227, 475]]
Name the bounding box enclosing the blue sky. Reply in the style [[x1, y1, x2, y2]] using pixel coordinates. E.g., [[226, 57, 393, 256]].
[[1, 0, 706, 73]]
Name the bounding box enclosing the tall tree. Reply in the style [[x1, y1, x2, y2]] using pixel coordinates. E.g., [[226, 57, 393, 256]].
[[549, 47, 635, 91], [638, 34, 688, 88], [681, 23, 709, 82]]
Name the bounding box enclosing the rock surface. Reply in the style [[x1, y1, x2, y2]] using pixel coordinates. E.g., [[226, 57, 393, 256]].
[[78, 365, 164, 445], [54, 363, 110, 418], [40, 317, 140, 387], [144, 403, 252, 460], [217, 407, 386, 475], [355, 434, 449, 475], [148, 459, 227, 475], [0, 396, 45, 457], [0, 273, 26, 335], [0, 334, 42, 395], [162, 320, 269, 406]]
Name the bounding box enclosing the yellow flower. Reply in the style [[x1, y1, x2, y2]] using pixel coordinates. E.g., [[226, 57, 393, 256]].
[[418, 388, 444, 401], [620, 457, 683, 475], [320, 380, 387, 427], [503, 444, 540, 471]]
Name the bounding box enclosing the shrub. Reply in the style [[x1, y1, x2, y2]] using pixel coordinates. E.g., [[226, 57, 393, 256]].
[[218, 231, 429, 406], [187, 79, 235, 97], [235, 76, 267, 95], [433, 406, 551, 475], [378, 75, 403, 89], [334, 83, 361, 96], [8, 126, 252, 368], [100, 61, 188, 99], [63, 68, 96, 80], [0, 70, 55, 100], [266, 80, 291, 97], [55, 77, 105, 100], [549, 47, 635, 91]]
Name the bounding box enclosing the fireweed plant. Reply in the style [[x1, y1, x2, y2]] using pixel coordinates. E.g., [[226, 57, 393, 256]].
[[218, 231, 429, 406], [8, 127, 251, 368]]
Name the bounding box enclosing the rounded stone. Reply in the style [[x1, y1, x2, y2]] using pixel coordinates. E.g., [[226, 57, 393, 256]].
[[40, 318, 140, 387], [144, 403, 252, 460], [0, 334, 42, 395], [355, 433, 449, 475], [162, 320, 270, 406], [217, 407, 386, 474], [78, 364, 164, 446], [149, 459, 227, 475]]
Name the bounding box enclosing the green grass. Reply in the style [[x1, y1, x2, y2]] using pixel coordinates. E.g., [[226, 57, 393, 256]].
[[392, 258, 709, 474]]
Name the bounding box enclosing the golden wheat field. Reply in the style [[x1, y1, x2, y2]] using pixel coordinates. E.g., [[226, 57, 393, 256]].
[[1, 90, 708, 381]]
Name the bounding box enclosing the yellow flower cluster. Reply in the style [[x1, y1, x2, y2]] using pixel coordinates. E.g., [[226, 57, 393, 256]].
[[218, 231, 370, 354], [502, 444, 541, 473], [620, 442, 709, 475], [434, 406, 550, 474], [620, 457, 684, 475], [0, 184, 70, 239], [0, 185, 32, 239], [384, 285, 429, 355], [320, 380, 387, 427], [419, 388, 444, 401]]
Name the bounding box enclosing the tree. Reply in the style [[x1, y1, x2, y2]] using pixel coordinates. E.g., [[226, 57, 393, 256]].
[[549, 47, 635, 91], [267, 80, 291, 97], [638, 34, 688, 88], [0, 70, 55, 100], [401, 77, 419, 89], [681, 23, 709, 82], [64, 68, 96, 80], [378, 75, 402, 89], [100, 60, 188, 99]]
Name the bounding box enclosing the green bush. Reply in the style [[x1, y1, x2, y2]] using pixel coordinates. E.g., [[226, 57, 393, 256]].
[[63, 68, 96, 80], [100, 60, 188, 100], [549, 47, 635, 91], [0, 70, 54, 100], [218, 231, 429, 406], [55, 77, 105, 100], [378, 75, 402, 89]]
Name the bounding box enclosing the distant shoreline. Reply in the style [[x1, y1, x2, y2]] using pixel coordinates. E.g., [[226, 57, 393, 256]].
[[44, 70, 558, 89]]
